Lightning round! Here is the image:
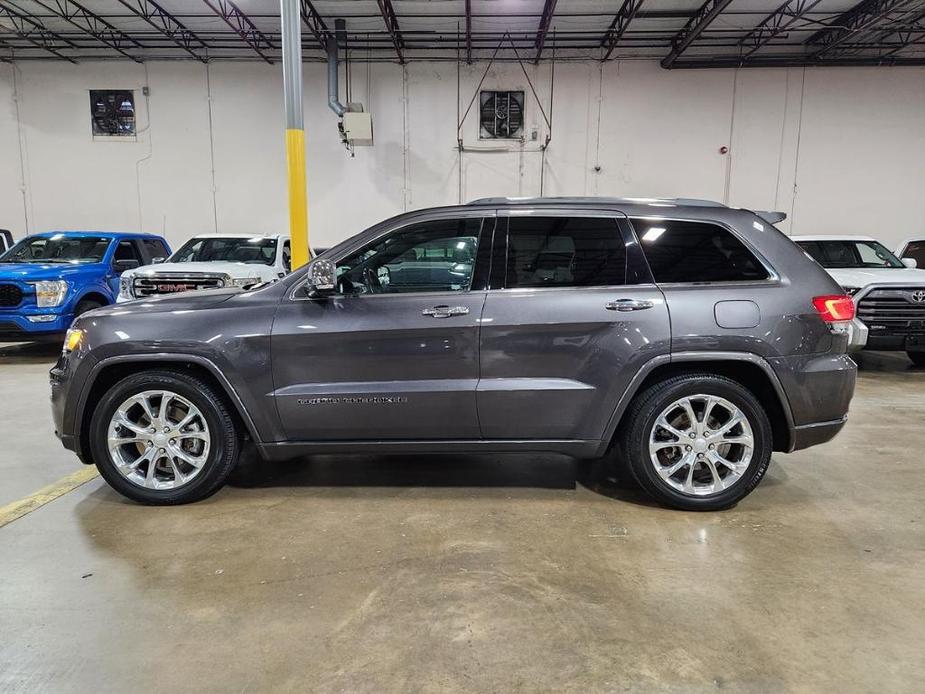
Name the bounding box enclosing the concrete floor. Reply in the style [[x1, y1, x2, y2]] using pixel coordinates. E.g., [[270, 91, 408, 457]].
[[0, 343, 923, 693]]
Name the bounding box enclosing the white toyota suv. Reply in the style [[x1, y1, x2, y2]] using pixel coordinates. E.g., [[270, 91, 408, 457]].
[[793, 235, 925, 365], [118, 234, 291, 302]]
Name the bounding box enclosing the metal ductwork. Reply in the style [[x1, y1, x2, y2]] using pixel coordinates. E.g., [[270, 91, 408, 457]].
[[327, 18, 346, 117]]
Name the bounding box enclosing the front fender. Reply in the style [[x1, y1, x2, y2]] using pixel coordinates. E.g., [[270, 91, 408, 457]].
[[67, 276, 116, 310], [71, 353, 265, 444]]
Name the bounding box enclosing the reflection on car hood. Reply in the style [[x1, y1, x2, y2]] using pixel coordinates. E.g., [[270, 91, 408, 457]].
[[126, 261, 274, 278], [93, 288, 241, 316], [0, 262, 105, 280], [822, 267, 925, 288]]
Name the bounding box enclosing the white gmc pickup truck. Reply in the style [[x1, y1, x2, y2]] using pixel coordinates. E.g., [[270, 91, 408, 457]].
[[118, 234, 291, 302]]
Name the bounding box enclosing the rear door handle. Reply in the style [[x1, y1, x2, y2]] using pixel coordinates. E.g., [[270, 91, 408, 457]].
[[422, 305, 470, 318], [606, 298, 654, 312]]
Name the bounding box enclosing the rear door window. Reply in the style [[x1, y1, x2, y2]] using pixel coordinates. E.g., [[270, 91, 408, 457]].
[[141, 238, 170, 262], [504, 216, 625, 288], [633, 219, 769, 283], [114, 240, 143, 265]]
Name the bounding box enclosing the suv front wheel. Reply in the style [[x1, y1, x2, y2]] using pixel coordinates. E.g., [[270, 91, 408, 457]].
[[619, 374, 773, 511], [89, 369, 242, 504]]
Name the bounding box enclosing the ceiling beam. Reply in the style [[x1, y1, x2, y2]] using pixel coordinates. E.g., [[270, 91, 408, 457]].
[[601, 0, 645, 60], [672, 55, 925, 68], [819, 6, 925, 59], [464, 0, 472, 64], [202, 0, 274, 64], [830, 28, 925, 60], [874, 9, 925, 57], [0, 2, 77, 62], [299, 0, 329, 49], [661, 0, 736, 68], [375, 0, 404, 63], [805, 0, 919, 57], [115, 0, 207, 62], [30, 0, 142, 61], [738, 0, 824, 60], [533, 0, 557, 63]]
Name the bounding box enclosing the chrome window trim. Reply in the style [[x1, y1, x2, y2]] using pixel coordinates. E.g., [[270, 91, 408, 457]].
[[289, 287, 487, 304], [485, 282, 661, 296]]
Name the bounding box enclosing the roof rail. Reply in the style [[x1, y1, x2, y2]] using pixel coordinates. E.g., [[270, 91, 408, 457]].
[[466, 196, 727, 208]]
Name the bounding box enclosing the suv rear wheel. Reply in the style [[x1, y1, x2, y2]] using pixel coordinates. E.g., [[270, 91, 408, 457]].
[[618, 374, 772, 511], [908, 351, 925, 367], [89, 369, 242, 504]]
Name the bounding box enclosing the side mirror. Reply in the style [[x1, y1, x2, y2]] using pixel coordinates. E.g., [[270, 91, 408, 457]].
[[113, 258, 140, 274], [902, 257, 918, 269], [152, 256, 167, 264], [306, 258, 336, 296]]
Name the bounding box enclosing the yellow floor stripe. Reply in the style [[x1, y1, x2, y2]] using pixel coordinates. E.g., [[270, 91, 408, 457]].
[[0, 466, 99, 529]]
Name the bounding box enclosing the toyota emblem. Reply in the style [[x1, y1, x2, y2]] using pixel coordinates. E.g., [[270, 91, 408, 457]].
[[912, 290, 925, 303]]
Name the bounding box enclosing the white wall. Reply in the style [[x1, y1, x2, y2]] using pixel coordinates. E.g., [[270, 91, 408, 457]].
[[1, 59, 923, 250]]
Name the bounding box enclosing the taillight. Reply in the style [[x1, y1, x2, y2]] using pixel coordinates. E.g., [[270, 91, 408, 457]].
[[812, 295, 855, 322]]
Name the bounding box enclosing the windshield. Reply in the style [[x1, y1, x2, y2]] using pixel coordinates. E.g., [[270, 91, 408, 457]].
[[0, 234, 111, 264], [796, 240, 905, 269], [170, 237, 277, 266]]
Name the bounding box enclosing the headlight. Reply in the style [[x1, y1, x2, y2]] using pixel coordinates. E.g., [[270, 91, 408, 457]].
[[63, 327, 84, 354], [31, 280, 68, 307], [231, 277, 260, 288], [119, 275, 133, 299], [842, 286, 861, 297]]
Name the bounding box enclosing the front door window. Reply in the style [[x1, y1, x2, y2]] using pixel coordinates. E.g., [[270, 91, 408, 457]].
[[335, 218, 482, 295]]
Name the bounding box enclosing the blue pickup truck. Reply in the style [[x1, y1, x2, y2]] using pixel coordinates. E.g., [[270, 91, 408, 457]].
[[0, 231, 170, 342]]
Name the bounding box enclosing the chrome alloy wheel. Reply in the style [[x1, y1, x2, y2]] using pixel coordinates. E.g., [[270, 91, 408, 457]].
[[648, 394, 754, 497], [107, 390, 211, 490]]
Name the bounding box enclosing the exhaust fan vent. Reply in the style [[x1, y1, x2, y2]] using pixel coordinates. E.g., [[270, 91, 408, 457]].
[[479, 90, 524, 139]]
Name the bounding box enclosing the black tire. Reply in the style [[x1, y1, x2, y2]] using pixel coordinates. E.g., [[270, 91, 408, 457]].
[[89, 369, 242, 505], [908, 351, 925, 367], [617, 373, 773, 511], [73, 298, 104, 318]]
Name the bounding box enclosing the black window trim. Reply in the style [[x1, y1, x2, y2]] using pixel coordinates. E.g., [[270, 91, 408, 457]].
[[626, 215, 780, 287]]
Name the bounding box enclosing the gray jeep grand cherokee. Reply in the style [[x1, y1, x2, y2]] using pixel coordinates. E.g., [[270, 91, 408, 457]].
[[51, 198, 857, 510]]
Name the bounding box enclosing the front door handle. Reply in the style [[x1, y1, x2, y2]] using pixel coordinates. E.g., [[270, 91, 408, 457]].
[[422, 305, 470, 318], [606, 298, 655, 312]]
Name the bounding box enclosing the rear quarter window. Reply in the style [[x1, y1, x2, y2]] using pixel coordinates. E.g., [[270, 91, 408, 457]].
[[632, 219, 769, 283]]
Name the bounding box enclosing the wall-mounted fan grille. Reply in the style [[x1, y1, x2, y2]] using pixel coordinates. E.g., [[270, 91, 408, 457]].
[[479, 91, 524, 139], [89, 90, 136, 137]]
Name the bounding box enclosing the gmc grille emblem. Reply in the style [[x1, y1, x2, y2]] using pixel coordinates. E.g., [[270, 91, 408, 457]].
[[911, 290, 925, 303], [158, 283, 194, 292]]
